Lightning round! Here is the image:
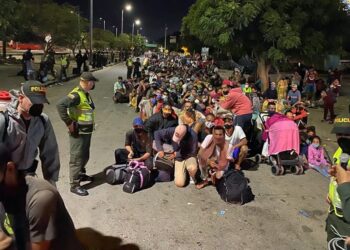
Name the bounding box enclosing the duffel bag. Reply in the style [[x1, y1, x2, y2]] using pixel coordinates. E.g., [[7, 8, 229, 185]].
[[216, 169, 255, 205], [123, 161, 151, 193], [105, 164, 128, 185]]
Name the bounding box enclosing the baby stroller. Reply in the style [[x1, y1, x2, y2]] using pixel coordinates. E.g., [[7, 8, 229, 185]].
[[267, 117, 303, 175]]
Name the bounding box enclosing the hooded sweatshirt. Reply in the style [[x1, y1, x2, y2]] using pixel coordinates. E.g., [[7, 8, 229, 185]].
[[220, 88, 253, 116], [0, 90, 60, 182]]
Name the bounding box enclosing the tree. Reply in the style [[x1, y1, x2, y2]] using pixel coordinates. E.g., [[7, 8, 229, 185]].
[[182, 0, 350, 89], [0, 0, 19, 58], [115, 34, 131, 50], [92, 28, 116, 50], [15, 0, 88, 55]]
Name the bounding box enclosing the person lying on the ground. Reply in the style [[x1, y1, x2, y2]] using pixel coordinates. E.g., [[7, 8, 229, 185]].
[[114, 117, 153, 169], [197, 126, 229, 189], [154, 125, 200, 187], [0, 143, 84, 250]]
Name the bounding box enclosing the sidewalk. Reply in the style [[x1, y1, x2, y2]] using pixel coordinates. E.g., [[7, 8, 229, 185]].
[[0, 61, 120, 90]]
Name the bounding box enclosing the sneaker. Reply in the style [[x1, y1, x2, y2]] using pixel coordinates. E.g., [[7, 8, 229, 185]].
[[79, 173, 94, 182], [70, 186, 89, 196]]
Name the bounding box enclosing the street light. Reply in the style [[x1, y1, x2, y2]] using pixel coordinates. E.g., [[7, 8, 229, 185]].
[[112, 25, 118, 37], [99, 17, 106, 30], [121, 3, 132, 34], [132, 19, 141, 47]]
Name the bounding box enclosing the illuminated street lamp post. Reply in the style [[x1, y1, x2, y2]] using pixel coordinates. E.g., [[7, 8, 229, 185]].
[[132, 19, 141, 47], [121, 4, 132, 34]]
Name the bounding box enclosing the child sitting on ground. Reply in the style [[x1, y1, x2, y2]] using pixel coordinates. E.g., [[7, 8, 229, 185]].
[[307, 136, 331, 177]]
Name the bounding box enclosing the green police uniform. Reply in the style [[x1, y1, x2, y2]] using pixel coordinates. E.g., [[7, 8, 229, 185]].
[[326, 114, 350, 242], [56, 72, 98, 195]]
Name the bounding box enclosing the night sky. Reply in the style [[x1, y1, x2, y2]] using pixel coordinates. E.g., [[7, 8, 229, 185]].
[[55, 0, 196, 42]]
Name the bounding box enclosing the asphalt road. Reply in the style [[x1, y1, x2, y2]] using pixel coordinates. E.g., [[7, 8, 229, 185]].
[[2, 64, 333, 249]]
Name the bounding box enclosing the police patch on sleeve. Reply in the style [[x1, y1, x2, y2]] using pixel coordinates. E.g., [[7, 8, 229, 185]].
[[68, 94, 75, 99]]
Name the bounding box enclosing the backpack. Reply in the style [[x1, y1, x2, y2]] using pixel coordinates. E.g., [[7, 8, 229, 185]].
[[153, 152, 175, 172], [105, 164, 128, 185], [216, 169, 255, 205], [123, 161, 152, 193]]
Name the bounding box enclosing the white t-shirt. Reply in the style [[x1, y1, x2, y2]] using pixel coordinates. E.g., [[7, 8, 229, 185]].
[[228, 126, 246, 146], [201, 134, 220, 158]]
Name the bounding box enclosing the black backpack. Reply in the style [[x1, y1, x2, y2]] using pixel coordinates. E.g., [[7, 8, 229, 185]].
[[216, 169, 255, 205], [105, 164, 128, 185], [123, 161, 152, 193]]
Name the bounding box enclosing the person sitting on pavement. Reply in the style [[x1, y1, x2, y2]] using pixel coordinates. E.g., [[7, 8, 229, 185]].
[[262, 82, 278, 100], [114, 117, 153, 169], [219, 84, 253, 129], [307, 135, 331, 177], [198, 113, 216, 143], [197, 126, 229, 189], [113, 76, 127, 103], [0, 143, 84, 250], [145, 102, 178, 140], [226, 120, 249, 171], [154, 124, 200, 187], [287, 83, 301, 106], [222, 113, 236, 143]]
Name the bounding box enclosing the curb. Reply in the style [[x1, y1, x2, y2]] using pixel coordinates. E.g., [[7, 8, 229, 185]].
[[44, 62, 124, 87]]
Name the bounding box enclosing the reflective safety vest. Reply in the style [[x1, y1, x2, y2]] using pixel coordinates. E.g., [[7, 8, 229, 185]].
[[328, 147, 350, 217], [68, 87, 95, 133], [127, 59, 133, 67]]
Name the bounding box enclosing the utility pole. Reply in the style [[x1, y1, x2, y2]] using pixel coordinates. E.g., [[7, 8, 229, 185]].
[[90, 0, 93, 64], [121, 9, 124, 34], [164, 26, 168, 52]]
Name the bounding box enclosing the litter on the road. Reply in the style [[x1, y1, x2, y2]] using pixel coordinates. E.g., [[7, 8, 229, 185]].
[[298, 209, 312, 218]]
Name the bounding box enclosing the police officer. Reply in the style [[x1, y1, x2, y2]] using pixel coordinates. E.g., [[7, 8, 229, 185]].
[[0, 80, 60, 185], [326, 114, 350, 246], [56, 72, 98, 196], [126, 57, 133, 79]]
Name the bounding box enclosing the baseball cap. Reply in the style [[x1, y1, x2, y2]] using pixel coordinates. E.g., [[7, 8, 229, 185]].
[[80, 72, 99, 82], [21, 81, 49, 104], [172, 125, 188, 143], [331, 114, 350, 134], [133, 117, 144, 127], [222, 79, 233, 87], [222, 113, 234, 121]]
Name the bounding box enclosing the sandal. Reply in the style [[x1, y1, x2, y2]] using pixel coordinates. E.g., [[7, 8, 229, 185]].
[[195, 179, 209, 189]]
